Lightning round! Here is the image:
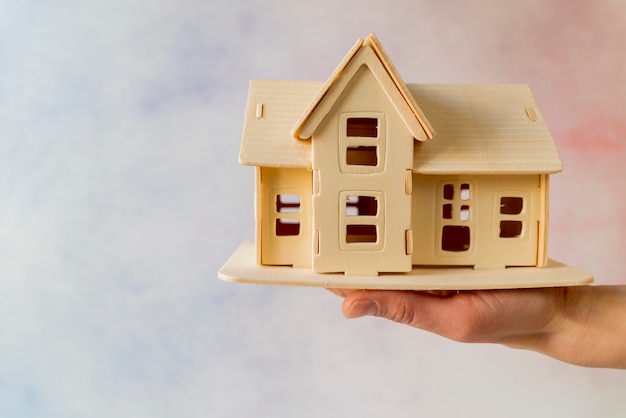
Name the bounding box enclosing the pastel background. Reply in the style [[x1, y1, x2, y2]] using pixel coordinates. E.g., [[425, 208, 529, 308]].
[[1, 1, 626, 417]]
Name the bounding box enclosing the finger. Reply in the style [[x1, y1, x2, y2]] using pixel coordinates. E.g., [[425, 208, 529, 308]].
[[341, 290, 494, 343]]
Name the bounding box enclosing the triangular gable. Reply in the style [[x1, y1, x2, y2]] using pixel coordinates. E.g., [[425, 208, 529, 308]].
[[291, 34, 435, 142]]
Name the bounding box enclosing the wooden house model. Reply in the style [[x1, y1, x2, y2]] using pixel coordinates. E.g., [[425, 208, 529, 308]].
[[219, 34, 593, 289]]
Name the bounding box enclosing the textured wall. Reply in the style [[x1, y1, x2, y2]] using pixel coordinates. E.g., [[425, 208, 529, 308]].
[[1, 1, 625, 417]]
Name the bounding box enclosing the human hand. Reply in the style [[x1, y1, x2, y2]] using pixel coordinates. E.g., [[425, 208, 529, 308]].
[[330, 285, 626, 369]]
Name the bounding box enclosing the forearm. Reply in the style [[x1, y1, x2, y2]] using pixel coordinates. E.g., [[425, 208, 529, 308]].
[[509, 286, 626, 369]]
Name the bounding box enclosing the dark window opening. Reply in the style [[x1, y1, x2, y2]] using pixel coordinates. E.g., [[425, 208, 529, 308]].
[[346, 146, 378, 166], [442, 204, 453, 219], [276, 218, 300, 236], [500, 220, 523, 238], [347, 118, 378, 137], [500, 197, 524, 215], [346, 225, 377, 243], [346, 196, 378, 216], [276, 194, 300, 213], [443, 184, 454, 200], [442, 225, 470, 252]]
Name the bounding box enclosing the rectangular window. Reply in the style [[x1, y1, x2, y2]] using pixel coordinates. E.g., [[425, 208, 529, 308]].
[[346, 195, 378, 216], [499, 220, 523, 238], [437, 181, 475, 255], [276, 218, 301, 236], [340, 113, 385, 174], [347, 118, 378, 137], [460, 205, 470, 221], [495, 193, 528, 241], [276, 194, 301, 213], [460, 183, 471, 200], [340, 191, 384, 251], [346, 225, 377, 243], [500, 197, 523, 215], [269, 190, 306, 241], [346, 146, 378, 166], [442, 203, 453, 219]]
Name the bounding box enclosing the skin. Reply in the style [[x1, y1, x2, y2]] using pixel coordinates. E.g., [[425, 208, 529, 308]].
[[329, 285, 626, 369]]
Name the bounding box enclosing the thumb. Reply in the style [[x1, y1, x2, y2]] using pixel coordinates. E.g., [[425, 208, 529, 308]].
[[342, 290, 438, 328], [343, 298, 379, 318]]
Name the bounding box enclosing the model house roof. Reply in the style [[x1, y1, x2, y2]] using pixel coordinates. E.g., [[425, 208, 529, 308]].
[[239, 34, 562, 174], [410, 84, 562, 174], [291, 34, 434, 142], [239, 80, 562, 174]]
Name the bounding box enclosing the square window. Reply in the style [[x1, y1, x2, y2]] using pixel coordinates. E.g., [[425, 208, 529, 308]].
[[276, 218, 300, 236], [442, 225, 470, 252], [346, 225, 377, 243], [500, 220, 523, 238], [500, 197, 523, 215], [346, 195, 378, 216], [443, 184, 454, 200], [347, 118, 378, 137], [346, 146, 378, 166]]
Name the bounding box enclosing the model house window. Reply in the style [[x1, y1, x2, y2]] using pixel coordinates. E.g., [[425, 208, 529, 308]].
[[346, 224, 377, 243], [498, 196, 525, 239], [345, 195, 378, 216], [275, 218, 300, 236], [460, 205, 470, 221], [499, 220, 522, 238], [460, 183, 471, 200], [339, 113, 385, 174], [276, 194, 300, 213], [442, 225, 470, 252], [339, 191, 384, 251], [347, 118, 378, 137], [272, 192, 303, 238], [346, 146, 378, 166], [438, 181, 474, 253], [500, 197, 523, 215]]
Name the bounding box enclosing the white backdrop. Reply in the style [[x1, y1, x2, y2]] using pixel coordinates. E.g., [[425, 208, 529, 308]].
[[1, 1, 626, 417]]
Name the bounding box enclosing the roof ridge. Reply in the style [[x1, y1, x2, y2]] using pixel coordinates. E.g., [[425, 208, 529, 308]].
[[290, 34, 434, 141], [363, 34, 434, 139]]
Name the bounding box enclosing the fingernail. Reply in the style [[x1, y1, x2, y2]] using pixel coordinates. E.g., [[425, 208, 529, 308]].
[[345, 300, 378, 319]]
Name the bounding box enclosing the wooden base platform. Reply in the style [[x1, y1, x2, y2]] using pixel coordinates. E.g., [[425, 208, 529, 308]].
[[218, 240, 593, 290]]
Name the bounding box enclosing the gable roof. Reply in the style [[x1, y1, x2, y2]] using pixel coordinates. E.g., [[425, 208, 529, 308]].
[[410, 84, 562, 174], [239, 80, 563, 174], [291, 34, 434, 142]]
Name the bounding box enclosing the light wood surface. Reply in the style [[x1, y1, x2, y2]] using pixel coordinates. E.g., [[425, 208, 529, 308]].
[[219, 240, 593, 290]]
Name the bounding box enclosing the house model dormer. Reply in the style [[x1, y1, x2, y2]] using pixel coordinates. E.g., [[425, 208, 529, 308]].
[[219, 34, 593, 290]]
